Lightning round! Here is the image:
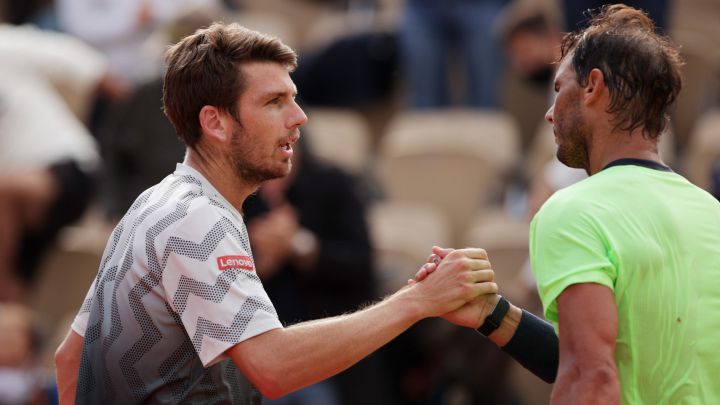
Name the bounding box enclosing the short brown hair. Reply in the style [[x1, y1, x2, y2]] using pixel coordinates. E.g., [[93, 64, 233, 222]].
[[560, 4, 683, 138], [163, 23, 297, 147]]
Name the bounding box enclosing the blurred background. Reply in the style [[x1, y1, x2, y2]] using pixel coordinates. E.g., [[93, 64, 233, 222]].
[[0, 0, 717, 404]]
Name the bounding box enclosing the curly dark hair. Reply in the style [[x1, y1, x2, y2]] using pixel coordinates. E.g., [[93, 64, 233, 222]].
[[560, 4, 683, 138], [162, 23, 297, 148]]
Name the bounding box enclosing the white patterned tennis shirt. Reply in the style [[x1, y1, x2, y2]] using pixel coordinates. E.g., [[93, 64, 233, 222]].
[[72, 163, 282, 404]]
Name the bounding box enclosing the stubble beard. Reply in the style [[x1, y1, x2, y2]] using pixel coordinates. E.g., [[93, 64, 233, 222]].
[[556, 100, 591, 171], [230, 128, 292, 185]]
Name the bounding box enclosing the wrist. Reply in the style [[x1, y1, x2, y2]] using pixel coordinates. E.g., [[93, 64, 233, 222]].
[[487, 303, 522, 347], [477, 295, 509, 335], [391, 285, 428, 325]]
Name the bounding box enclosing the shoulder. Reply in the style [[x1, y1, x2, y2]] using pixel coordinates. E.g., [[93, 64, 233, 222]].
[[133, 174, 246, 244]]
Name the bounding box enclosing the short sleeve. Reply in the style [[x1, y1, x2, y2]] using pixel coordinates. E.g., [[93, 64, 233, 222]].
[[71, 278, 97, 337], [160, 204, 282, 367], [530, 194, 617, 327]]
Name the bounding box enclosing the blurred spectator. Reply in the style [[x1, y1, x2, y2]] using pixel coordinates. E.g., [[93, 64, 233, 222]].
[[98, 77, 185, 221], [0, 303, 54, 405], [96, 7, 221, 221], [243, 139, 391, 405], [494, 1, 561, 155], [292, 31, 398, 107], [56, 0, 223, 89], [399, 0, 508, 108], [0, 25, 103, 301], [496, 1, 561, 91]]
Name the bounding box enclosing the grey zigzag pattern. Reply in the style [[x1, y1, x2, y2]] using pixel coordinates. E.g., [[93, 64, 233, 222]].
[[157, 302, 196, 399], [191, 296, 276, 356], [77, 175, 200, 402], [120, 196, 195, 400], [167, 217, 261, 316], [118, 215, 267, 400], [79, 172, 270, 403]]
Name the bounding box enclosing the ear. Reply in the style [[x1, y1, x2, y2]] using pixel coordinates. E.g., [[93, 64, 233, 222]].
[[198, 105, 232, 143], [582, 68, 607, 106]]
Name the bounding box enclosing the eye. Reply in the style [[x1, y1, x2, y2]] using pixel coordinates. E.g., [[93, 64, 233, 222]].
[[267, 97, 281, 105]]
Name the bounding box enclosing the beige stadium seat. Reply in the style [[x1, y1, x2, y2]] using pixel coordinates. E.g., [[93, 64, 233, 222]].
[[303, 107, 372, 175], [684, 110, 720, 191], [462, 209, 530, 304], [376, 109, 521, 244], [368, 201, 452, 295]]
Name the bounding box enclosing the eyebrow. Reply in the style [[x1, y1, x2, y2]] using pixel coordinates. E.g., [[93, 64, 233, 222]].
[[263, 88, 298, 100]]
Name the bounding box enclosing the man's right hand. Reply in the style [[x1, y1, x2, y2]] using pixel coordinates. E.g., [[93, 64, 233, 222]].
[[409, 246, 500, 328], [401, 248, 496, 319]]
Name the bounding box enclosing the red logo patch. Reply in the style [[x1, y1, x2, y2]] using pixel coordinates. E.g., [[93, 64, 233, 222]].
[[217, 255, 254, 271]]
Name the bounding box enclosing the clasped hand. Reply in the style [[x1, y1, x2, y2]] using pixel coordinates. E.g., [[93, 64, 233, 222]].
[[409, 246, 499, 328]]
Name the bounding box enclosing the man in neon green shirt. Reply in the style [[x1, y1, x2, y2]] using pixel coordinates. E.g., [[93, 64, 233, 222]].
[[530, 4, 720, 404]]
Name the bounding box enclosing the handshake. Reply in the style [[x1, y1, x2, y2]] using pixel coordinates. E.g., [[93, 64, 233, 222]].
[[402, 246, 518, 344]]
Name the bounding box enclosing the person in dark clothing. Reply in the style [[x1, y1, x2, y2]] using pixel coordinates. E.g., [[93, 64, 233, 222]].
[[243, 139, 392, 404]]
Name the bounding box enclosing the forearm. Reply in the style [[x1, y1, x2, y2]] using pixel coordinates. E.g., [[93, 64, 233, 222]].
[[55, 330, 84, 405], [487, 301, 559, 383], [231, 288, 423, 398]]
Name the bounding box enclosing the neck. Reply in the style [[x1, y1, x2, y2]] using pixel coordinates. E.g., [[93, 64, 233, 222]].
[[587, 127, 664, 175], [183, 148, 258, 212]]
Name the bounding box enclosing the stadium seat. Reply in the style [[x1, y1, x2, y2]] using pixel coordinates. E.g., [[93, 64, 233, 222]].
[[376, 109, 520, 245], [303, 107, 373, 175], [684, 109, 720, 191], [368, 201, 451, 294], [462, 209, 529, 304]]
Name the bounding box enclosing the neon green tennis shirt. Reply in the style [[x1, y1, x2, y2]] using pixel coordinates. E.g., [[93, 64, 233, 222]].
[[530, 162, 720, 404]]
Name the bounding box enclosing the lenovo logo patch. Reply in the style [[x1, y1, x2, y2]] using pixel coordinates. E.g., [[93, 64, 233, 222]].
[[217, 255, 254, 271]]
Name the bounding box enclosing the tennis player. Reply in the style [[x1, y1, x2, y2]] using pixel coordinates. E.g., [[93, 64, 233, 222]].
[[416, 5, 720, 403]]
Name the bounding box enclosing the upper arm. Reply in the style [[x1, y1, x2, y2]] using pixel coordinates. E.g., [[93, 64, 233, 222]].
[[55, 329, 85, 405], [56, 329, 85, 362], [555, 283, 619, 402], [225, 328, 286, 396], [557, 283, 617, 367]]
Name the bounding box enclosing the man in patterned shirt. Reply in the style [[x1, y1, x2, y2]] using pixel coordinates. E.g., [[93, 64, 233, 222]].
[[54, 23, 499, 404]]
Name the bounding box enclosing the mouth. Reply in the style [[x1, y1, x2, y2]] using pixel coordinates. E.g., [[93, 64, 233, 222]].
[[279, 131, 300, 153], [277, 139, 294, 158]]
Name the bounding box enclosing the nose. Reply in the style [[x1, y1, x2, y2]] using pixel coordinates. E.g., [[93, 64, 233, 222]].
[[545, 104, 554, 124], [288, 100, 308, 130]]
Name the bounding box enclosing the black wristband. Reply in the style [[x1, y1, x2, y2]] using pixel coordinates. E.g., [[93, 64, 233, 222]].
[[477, 296, 510, 336], [501, 309, 559, 384]]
